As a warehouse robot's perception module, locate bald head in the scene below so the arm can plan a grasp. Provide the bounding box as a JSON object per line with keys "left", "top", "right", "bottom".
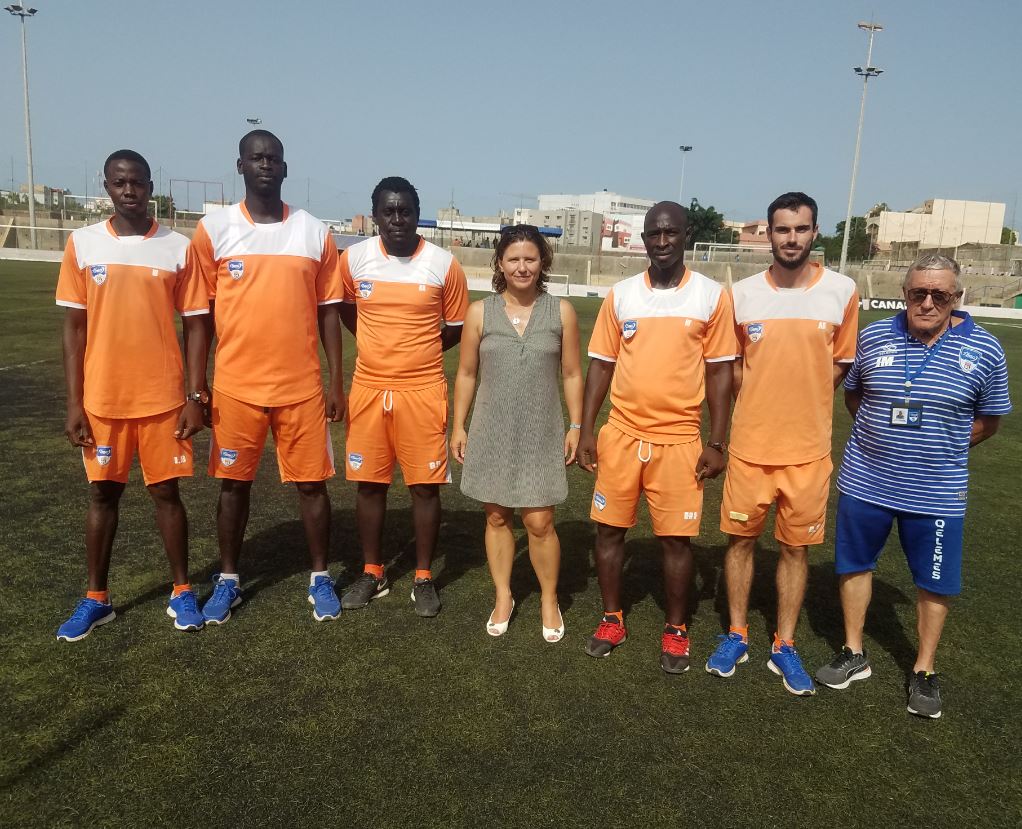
{"left": 239, "top": 129, "right": 283, "bottom": 159}
{"left": 645, "top": 201, "right": 688, "bottom": 233}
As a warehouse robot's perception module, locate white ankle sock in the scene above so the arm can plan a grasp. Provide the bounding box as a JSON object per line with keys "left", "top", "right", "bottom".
{"left": 310, "top": 570, "right": 329, "bottom": 585}
{"left": 220, "top": 572, "right": 240, "bottom": 586}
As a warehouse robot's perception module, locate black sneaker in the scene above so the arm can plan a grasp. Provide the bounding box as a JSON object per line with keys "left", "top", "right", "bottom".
{"left": 815, "top": 647, "right": 872, "bottom": 689}
{"left": 341, "top": 572, "right": 390, "bottom": 609}
{"left": 907, "top": 671, "right": 942, "bottom": 719}
{"left": 410, "top": 578, "right": 441, "bottom": 617}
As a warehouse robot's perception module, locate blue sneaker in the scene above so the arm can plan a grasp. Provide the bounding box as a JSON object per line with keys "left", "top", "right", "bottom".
{"left": 308, "top": 575, "right": 341, "bottom": 621}
{"left": 768, "top": 643, "right": 817, "bottom": 696}
{"left": 202, "top": 575, "right": 242, "bottom": 624}
{"left": 705, "top": 632, "right": 750, "bottom": 677}
{"left": 166, "top": 589, "right": 204, "bottom": 631}
{"left": 56, "top": 597, "right": 116, "bottom": 642}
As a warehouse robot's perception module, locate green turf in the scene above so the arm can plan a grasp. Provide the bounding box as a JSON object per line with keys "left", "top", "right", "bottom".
{"left": 2, "top": 260, "right": 1020, "bottom": 828}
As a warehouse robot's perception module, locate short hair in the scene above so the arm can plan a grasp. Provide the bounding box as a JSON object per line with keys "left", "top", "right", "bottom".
{"left": 767, "top": 192, "right": 818, "bottom": 227}
{"left": 104, "top": 149, "right": 151, "bottom": 180}
{"left": 372, "top": 176, "right": 420, "bottom": 215}
{"left": 238, "top": 129, "right": 283, "bottom": 158}
{"left": 491, "top": 225, "right": 553, "bottom": 294}
{"left": 904, "top": 253, "right": 963, "bottom": 293}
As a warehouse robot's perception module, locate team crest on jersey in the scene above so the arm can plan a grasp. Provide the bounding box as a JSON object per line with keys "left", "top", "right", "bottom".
{"left": 228, "top": 260, "right": 244, "bottom": 281}
{"left": 593, "top": 491, "right": 607, "bottom": 511}
{"left": 219, "top": 448, "right": 238, "bottom": 468}
{"left": 747, "top": 322, "right": 764, "bottom": 342}
{"left": 96, "top": 445, "right": 112, "bottom": 466}
{"left": 358, "top": 280, "right": 374, "bottom": 299}
{"left": 622, "top": 320, "right": 637, "bottom": 339}
{"left": 90, "top": 265, "right": 108, "bottom": 285}
{"left": 958, "top": 346, "right": 981, "bottom": 374}
{"left": 348, "top": 453, "right": 364, "bottom": 471}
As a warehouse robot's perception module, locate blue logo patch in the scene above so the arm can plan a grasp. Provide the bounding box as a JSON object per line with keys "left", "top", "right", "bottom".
{"left": 219, "top": 448, "right": 238, "bottom": 468}
{"left": 622, "top": 320, "right": 637, "bottom": 339}
{"left": 958, "top": 346, "right": 982, "bottom": 374}
{"left": 593, "top": 491, "right": 606, "bottom": 511}
{"left": 227, "top": 260, "right": 244, "bottom": 281}
{"left": 90, "top": 265, "right": 108, "bottom": 285}
{"left": 907, "top": 409, "right": 921, "bottom": 425}
{"left": 358, "top": 280, "right": 373, "bottom": 299}
{"left": 747, "top": 322, "right": 764, "bottom": 343}
{"left": 348, "top": 452, "right": 364, "bottom": 471}
{"left": 96, "top": 445, "right": 112, "bottom": 466}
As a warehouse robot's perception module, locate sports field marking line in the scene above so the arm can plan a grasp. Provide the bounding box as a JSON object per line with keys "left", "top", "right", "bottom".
{"left": 979, "top": 321, "right": 1022, "bottom": 329}
{"left": 0, "top": 359, "right": 49, "bottom": 371}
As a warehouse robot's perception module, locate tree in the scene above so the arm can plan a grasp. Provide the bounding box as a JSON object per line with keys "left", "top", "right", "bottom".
{"left": 152, "top": 194, "right": 174, "bottom": 218}
{"left": 1001, "top": 226, "right": 1018, "bottom": 245}
{"left": 817, "top": 217, "right": 872, "bottom": 263}
{"left": 685, "top": 198, "right": 729, "bottom": 249}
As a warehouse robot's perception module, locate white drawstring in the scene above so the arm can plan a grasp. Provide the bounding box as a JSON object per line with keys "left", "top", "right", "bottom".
{"left": 637, "top": 440, "right": 652, "bottom": 463}
{"left": 382, "top": 390, "right": 394, "bottom": 412}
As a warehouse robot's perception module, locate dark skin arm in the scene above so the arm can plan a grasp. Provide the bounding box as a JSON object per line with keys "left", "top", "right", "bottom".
{"left": 441, "top": 323, "right": 463, "bottom": 352}
{"left": 834, "top": 362, "right": 851, "bottom": 389}
{"left": 175, "top": 314, "right": 210, "bottom": 438}
{"left": 318, "top": 303, "right": 345, "bottom": 421}
{"left": 695, "top": 360, "right": 732, "bottom": 481}
{"left": 845, "top": 387, "right": 863, "bottom": 417}
{"left": 577, "top": 358, "right": 615, "bottom": 473}
{"left": 339, "top": 302, "right": 357, "bottom": 336}
{"left": 184, "top": 299, "right": 217, "bottom": 427}
{"left": 970, "top": 414, "right": 1000, "bottom": 447}
{"left": 62, "top": 308, "right": 92, "bottom": 447}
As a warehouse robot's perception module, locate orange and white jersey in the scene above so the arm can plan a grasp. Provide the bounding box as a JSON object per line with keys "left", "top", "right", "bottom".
{"left": 340, "top": 236, "right": 468, "bottom": 390}
{"left": 55, "top": 219, "right": 207, "bottom": 419}
{"left": 729, "top": 264, "right": 859, "bottom": 465}
{"left": 188, "top": 202, "right": 342, "bottom": 407}
{"left": 588, "top": 268, "right": 737, "bottom": 443}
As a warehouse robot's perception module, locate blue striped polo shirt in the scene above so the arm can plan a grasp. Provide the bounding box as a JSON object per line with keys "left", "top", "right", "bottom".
{"left": 837, "top": 311, "right": 1011, "bottom": 516}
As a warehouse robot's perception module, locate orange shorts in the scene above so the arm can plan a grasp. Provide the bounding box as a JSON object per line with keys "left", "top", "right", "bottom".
{"left": 720, "top": 454, "right": 833, "bottom": 546}
{"left": 344, "top": 380, "right": 450, "bottom": 486}
{"left": 590, "top": 424, "right": 704, "bottom": 537}
{"left": 83, "top": 407, "right": 192, "bottom": 486}
{"left": 208, "top": 390, "right": 335, "bottom": 483}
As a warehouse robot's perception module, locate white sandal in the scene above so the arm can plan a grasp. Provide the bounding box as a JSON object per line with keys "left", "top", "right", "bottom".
{"left": 486, "top": 598, "right": 514, "bottom": 637}
{"left": 542, "top": 606, "right": 565, "bottom": 643}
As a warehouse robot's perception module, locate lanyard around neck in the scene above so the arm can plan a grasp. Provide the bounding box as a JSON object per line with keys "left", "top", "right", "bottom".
{"left": 903, "top": 325, "right": 951, "bottom": 396}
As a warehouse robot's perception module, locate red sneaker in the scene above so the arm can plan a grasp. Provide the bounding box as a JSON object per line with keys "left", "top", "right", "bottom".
{"left": 585, "top": 614, "right": 627, "bottom": 657}
{"left": 661, "top": 626, "right": 691, "bottom": 674}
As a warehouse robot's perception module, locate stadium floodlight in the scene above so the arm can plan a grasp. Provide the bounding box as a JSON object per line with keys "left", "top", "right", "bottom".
{"left": 839, "top": 21, "right": 884, "bottom": 274}
{"left": 6, "top": 3, "right": 38, "bottom": 248}
{"left": 678, "top": 145, "right": 693, "bottom": 205}
{"left": 246, "top": 117, "right": 262, "bottom": 125}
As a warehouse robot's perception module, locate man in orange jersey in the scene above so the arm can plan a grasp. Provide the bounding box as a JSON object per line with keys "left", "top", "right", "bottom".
{"left": 188, "top": 130, "right": 345, "bottom": 624}
{"left": 56, "top": 149, "right": 209, "bottom": 641}
{"left": 336, "top": 177, "right": 468, "bottom": 617}
{"left": 577, "top": 201, "right": 737, "bottom": 673}
{"left": 706, "top": 192, "right": 859, "bottom": 695}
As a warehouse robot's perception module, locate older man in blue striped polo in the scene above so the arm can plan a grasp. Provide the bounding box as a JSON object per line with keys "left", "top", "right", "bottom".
{"left": 815, "top": 254, "right": 1011, "bottom": 718}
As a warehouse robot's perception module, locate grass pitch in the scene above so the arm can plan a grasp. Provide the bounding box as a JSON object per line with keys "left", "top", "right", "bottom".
{"left": 1, "top": 260, "right": 1020, "bottom": 828}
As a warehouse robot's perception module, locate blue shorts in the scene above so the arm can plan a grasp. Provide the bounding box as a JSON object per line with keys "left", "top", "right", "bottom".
{"left": 834, "top": 493, "right": 963, "bottom": 596}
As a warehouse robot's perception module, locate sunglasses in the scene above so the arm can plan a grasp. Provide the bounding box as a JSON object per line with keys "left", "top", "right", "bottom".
{"left": 905, "top": 288, "right": 961, "bottom": 308}
{"left": 500, "top": 224, "right": 540, "bottom": 235}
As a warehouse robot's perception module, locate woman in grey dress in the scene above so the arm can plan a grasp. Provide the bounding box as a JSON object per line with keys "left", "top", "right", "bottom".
{"left": 452, "top": 225, "right": 583, "bottom": 642}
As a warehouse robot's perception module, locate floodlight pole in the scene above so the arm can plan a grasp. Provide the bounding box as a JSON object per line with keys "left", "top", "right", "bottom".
{"left": 6, "top": 3, "right": 38, "bottom": 248}
{"left": 839, "top": 22, "right": 884, "bottom": 274}
{"left": 678, "top": 145, "right": 693, "bottom": 205}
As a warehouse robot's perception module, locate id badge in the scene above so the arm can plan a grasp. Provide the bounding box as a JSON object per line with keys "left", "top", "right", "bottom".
{"left": 890, "top": 402, "right": 923, "bottom": 427}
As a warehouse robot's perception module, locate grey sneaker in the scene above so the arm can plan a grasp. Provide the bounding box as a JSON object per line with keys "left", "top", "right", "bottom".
{"left": 410, "top": 578, "right": 441, "bottom": 617}
{"left": 816, "top": 647, "right": 872, "bottom": 689}
{"left": 907, "top": 671, "right": 942, "bottom": 719}
{"left": 341, "top": 572, "right": 390, "bottom": 609}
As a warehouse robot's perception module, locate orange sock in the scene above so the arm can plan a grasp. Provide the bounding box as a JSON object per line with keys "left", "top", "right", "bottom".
{"left": 729, "top": 625, "right": 749, "bottom": 643}
{"left": 172, "top": 583, "right": 192, "bottom": 597}
{"left": 773, "top": 632, "right": 794, "bottom": 652}
{"left": 666, "top": 623, "right": 687, "bottom": 635}
{"left": 603, "top": 609, "right": 624, "bottom": 625}
{"left": 415, "top": 569, "right": 432, "bottom": 581}
{"left": 364, "top": 564, "right": 385, "bottom": 579}
{"left": 86, "top": 589, "right": 110, "bottom": 603}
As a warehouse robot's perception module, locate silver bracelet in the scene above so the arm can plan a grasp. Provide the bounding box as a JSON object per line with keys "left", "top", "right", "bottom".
{"left": 569, "top": 423, "right": 582, "bottom": 430}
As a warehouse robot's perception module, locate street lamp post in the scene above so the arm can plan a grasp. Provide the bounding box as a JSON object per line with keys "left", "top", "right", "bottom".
{"left": 5, "top": 3, "right": 38, "bottom": 249}
{"left": 839, "top": 21, "right": 884, "bottom": 274}
{"left": 678, "top": 145, "right": 693, "bottom": 205}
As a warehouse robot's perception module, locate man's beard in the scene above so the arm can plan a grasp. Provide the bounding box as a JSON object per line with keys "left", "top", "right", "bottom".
{"left": 772, "top": 243, "right": 812, "bottom": 271}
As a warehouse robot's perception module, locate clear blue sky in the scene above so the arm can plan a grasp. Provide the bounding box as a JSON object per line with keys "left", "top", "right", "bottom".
{"left": 2, "top": 0, "right": 1019, "bottom": 232}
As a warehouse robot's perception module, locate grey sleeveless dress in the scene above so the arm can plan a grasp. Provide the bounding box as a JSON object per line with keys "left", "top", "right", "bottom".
{"left": 460, "top": 291, "right": 567, "bottom": 508}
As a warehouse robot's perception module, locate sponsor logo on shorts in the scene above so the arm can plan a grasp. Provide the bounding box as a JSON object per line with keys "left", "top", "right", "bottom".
{"left": 228, "top": 260, "right": 244, "bottom": 281}
{"left": 348, "top": 452, "right": 363, "bottom": 471}
{"left": 593, "top": 491, "right": 607, "bottom": 511}
{"left": 747, "top": 322, "right": 763, "bottom": 343}
{"left": 931, "top": 518, "right": 945, "bottom": 580}
{"left": 219, "top": 448, "right": 238, "bottom": 468}
{"left": 173, "top": 455, "right": 187, "bottom": 465}
{"left": 728, "top": 510, "right": 749, "bottom": 522}
{"left": 96, "top": 445, "right": 112, "bottom": 466}
{"left": 683, "top": 511, "right": 699, "bottom": 520}
{"left": 622, "top": 320, "right": 637, "bottom": 339}
{"left": 958, "top": 346, "right": 981, "bottom": 374}
{"left": 90, "top": 265, "right": 107, "bottom": 285}
{"left": 358, "top": 280, "right": 373, "bottom": 299}
{"left": 428, "top": 459, "right": 444, "bottom": 470}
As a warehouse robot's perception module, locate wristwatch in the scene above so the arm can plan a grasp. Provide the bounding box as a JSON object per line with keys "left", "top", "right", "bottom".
{"left": 186, "top": 390, "right": 210, "bottom": 405}
{"left": 705, "top": 441, "right": 726, "bottom": 453}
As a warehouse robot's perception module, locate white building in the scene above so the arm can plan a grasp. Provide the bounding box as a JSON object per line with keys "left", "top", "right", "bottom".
{"left": 513, "top": 207, "right": 602, "bottom": 250}
{"left": 538, "top": 191, "right": 654, "bottom": 216}
{"left": 868, "top": 199, "right": 1005, "bottom": 251}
